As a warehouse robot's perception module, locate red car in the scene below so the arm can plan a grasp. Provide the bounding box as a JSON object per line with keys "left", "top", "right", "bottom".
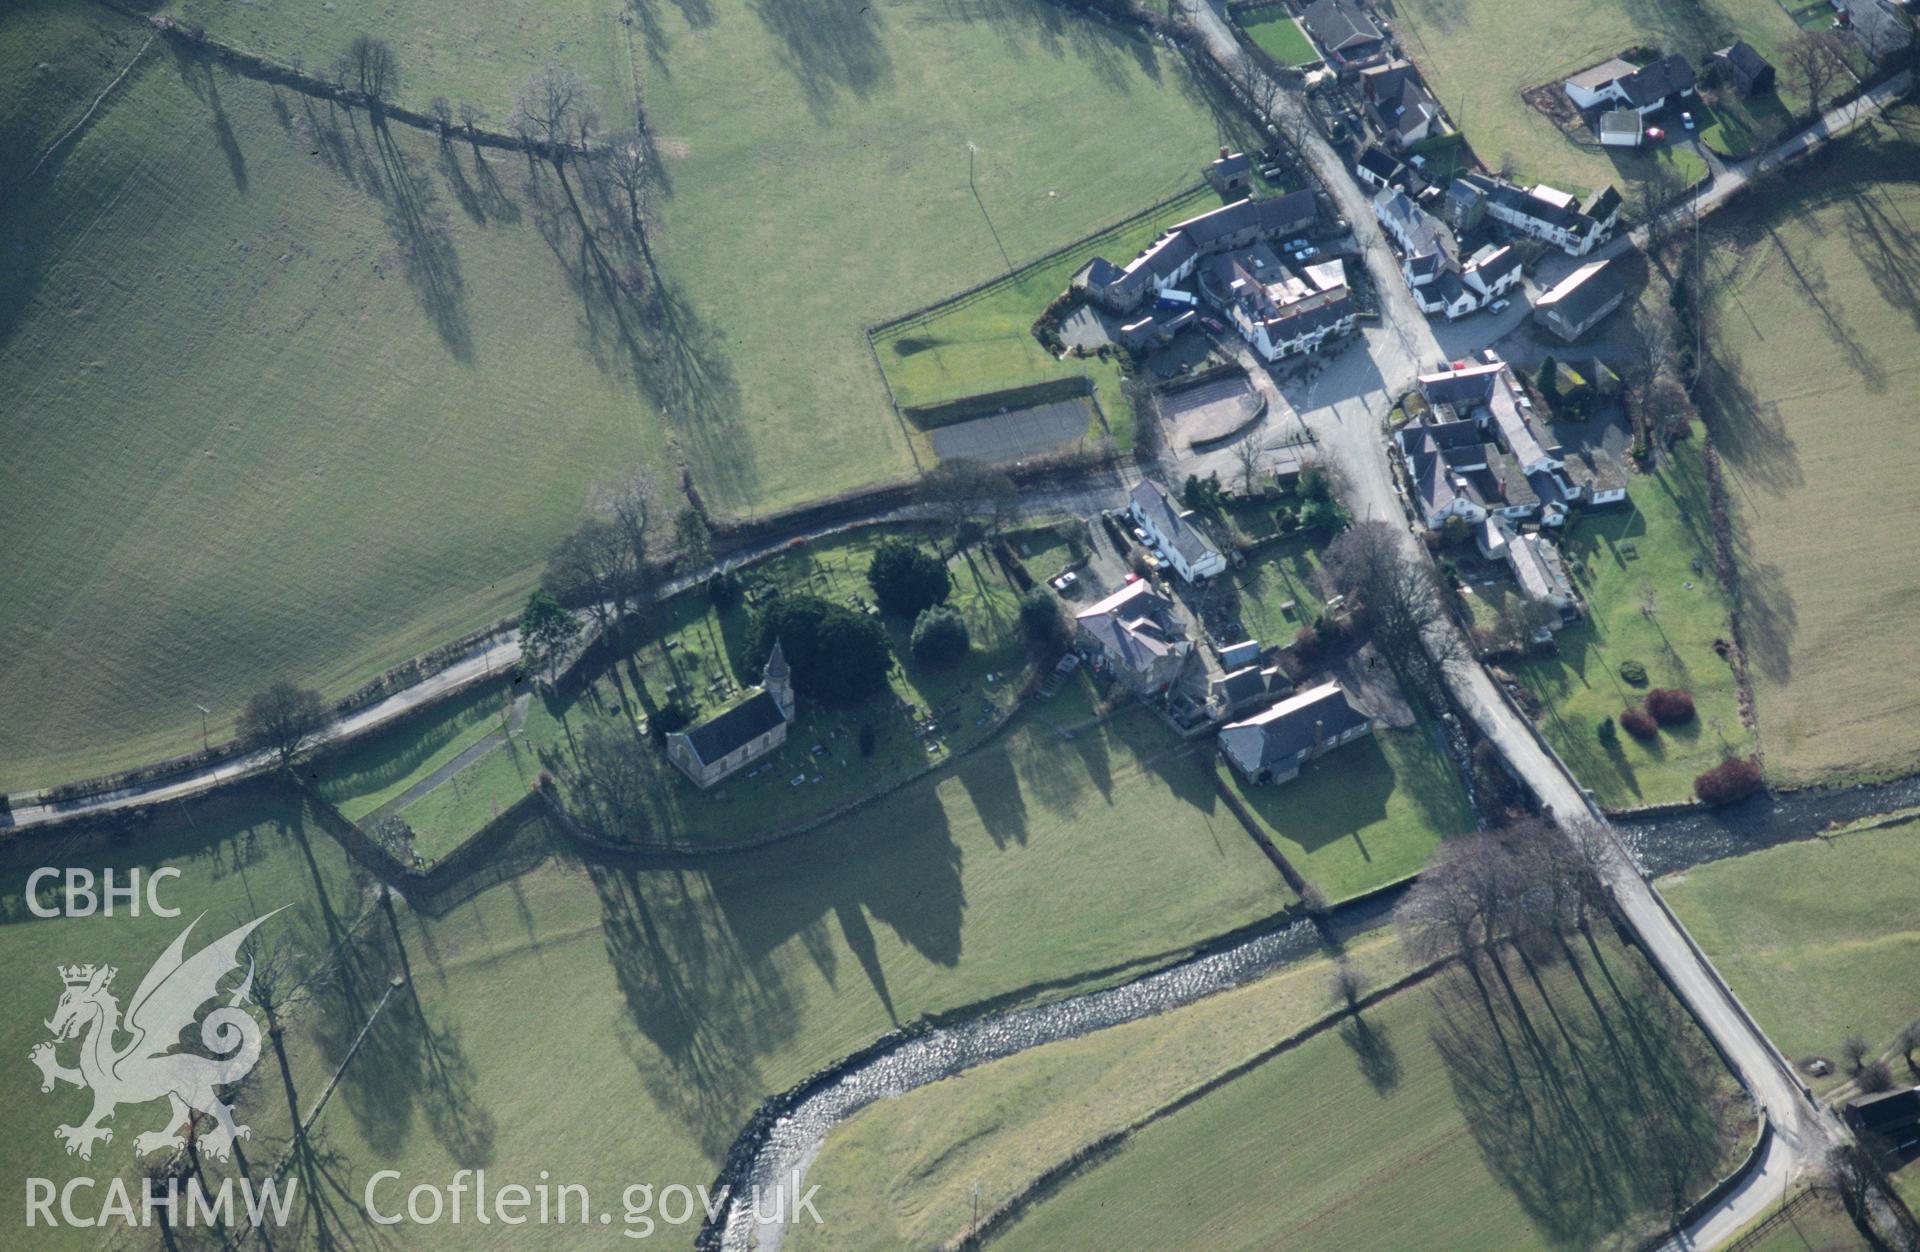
{"left": 1646, "top": 126, "right": 1666, "bottom": 142}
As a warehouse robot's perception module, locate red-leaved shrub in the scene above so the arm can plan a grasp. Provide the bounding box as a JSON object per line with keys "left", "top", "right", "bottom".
{"left": 1695, "top": 757, "right": 1764, "bottom": 805}
{"left": 1619, "top": 705, "right": 1659, "bottom": 740}
{"left": 1645, "top": 687, "right": 1696, "bottom": 725}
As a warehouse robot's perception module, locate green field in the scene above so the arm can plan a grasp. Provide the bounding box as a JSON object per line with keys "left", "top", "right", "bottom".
{"left": 1219, "top": 725, "right": 1475, "bottom": 901}
{"left": 0, "top": 55, "right": 676, "bottom": 791}
{"left": 790, "top": 931, "right": 1417, "bottom": 1250}
{"left": 256, "top": 714, "right": 1290, "bottom": 1247}
{"left": 1660, "top": 813, "right": 1920, "bottom": 1085}
{"left": 1701, "top": 107, "right": 1920, "bottom": 784}
{"left": 873, "top": 185, "right": 1222, "bottom": 446}
{"left": 1239, "top": 6, "right": 1320, "bottom": 67}
{"left": 0, "top": 785, "right": 380, "bottom": 1252}
{"left": 990, "top": 934, "right": 1752, "bottom": 1250}
{"left": 1389, "top": 0, "right": 1805, "bottom": 193}
{"left": 0, "top": 0, "right": 150, "bottom": 177}
{"left": 1505, "top": 446, "right": 1753, "bottom": 808}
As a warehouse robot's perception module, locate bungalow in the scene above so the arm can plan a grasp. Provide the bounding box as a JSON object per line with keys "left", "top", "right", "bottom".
{"left": 1506, "top": 529, "right": 1578, "bottom": 621}
{"left": 1598, "top": 109, "right": 1643, "bottom": 148}
{"left": 1300, "top": 0, "right": 1390, "bottom": 72}
{"left": 1713, "top": 41, "right": 1774, "bottom": 97}
{"left": 1074, "top": 580, "right": 1193, "bottom": 693}
{"left": 666, "top": 642, "right": 796, "bottom": 788}
{"left": 1564, "top": 53, "right": 1696, "bottom": 116}
{"left": 1219, "top": 682, "right": 1373, "bottom": 785}
{"left": 1075, "top": 190, "right": 1319, "bottom": 315}
{"left": 1130, "top": 478, "right": 1228, "bottom": 582}
{"left": 1533, "top": 258, "right": 1627, "bottom": 342}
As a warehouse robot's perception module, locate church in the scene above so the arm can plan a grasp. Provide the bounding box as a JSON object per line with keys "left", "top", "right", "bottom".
{"left": 665, "top": 641, "right": 796, "bottom": 788}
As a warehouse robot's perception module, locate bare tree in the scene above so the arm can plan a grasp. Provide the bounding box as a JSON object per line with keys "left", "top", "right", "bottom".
{"left": 457, "top": 101, "right": 486, "bottom": 136}
{"left": 237, "top": 683, "right": 333, "bottom": 771}
{"left": 1319, "top": 519, "right": 1463, "bottom": 696}
{"left": 243, "top": 934, "right": 333, "bottom": 1142}
{"left": 920, "top": 459, "right": 1017, "bottom": 552}
{"left": 603, "top": 133, "right": 652, "bottom": 233}
{"left": 1621, "top": 306, "right": 1679, "bottom": 450}
{"left": 544, "top": 517, "right": 642, "bottom": 635}
{"left": 1644, "top": 376, "right": 1693, "bottom": 453}
{"left": 1896, "top": 1019, "right": 1920, "bottom": 1073}
{"left": 513, "top": 64, "right": 595, "bottom": 161}
{"left": 1124, "top": 374, "right": 1164, "bottom": 462}
{"left": 1632, "top": 158, "right": 1688, "bottom": 251}
{"left": 601, "top": 471, "right": 661, "bottom": 619}
{"left": 1840, "top": 1032, "right": 1873, "bottom": 1072}
{"left": 346, "top": 34, "right": 398, "bottom": 103}
{"left": 428, "top": 96, "right": 453, "bottom": 136}
{"left": 1329, "top": 963, "right": 1370, "bottom": 1012}
{"left": 1233, "top": 435, "right": 1264, "bottom": 497}
{"left": 1782, "top": 31, "right": 1847, "bottom": 116}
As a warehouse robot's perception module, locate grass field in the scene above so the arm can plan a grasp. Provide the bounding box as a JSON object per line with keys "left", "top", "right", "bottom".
{"left": 0, "top": 56, "right": 678, "bottom": 791}
{"left": 788, "top": 932, "right": 1417, "bottom": 1250}
{"left": 0, "top": 784, "right": 381, "bottom": 1251}
{"left": 1699, "top": 107, "right": 1920, "bottom": 784}
{"left": 872, "top": 185, "right": 1222, "bottom": 449}
{"left": 641, "top": 0, "right": 1259, "bottom": 510}
{"left": 240, "top": 707, "right": 1291, "bottom": 1248}
{"left": 1731, "top": 1188, "right": 1874, "bottom": 1251}
{"left": 1388, "top": 0, "right": 1806, "bottom": 193}
{"left": 1238, "top": 6, "right": 1320, "bottom": 67}
{"left": 991, "top": 933, "right": 1751, "bottom": 1250}
{"left": 1659, "top": 813, "right": 1920, "bottom": 1086}
{"left": 0, "top": 0, "right": 151, "bottom": 178}
{"left": 1220, "top": 723, "right": 1476, "bottom": 901}
{"left": 1506, "top": 445, "right": 1753, "bottom": 808}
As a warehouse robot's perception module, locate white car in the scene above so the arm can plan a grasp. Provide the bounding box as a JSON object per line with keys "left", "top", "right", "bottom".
{"left": 1681, "top": 111, "right": 1696, "bottom": 130}
{"left": 1490, "top": 298, "right": 1510, "bottom": 313}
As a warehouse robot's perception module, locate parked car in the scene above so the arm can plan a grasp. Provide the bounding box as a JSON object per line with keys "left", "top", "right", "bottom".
{"left": 1295, "top": 245, "right": 1319, "bottom": 259}
{"left": 1130, "top": 526, "right": 1150, "bottom": 545}
{"left": 1681, "top": 111, "right": 1696, "bottom": 130}
{"left": 1490, "top": 298, "right": 1510, "bottom": 313}
{"left": 1201, "top": 317, "right": 1225, "bottom": 333}
{"left": 1646, "top": 125, "right": 1666, "bottom": 141}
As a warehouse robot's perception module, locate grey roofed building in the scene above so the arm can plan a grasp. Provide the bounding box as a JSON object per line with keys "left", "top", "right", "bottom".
{"left": 1219, "top": 682, "right": 1373, "bottom": 784}
{"left": 1563, "top": 56, "right": 1639, "bottom": 98}
{"left": 1210, "top": 664, "right": 1288, "bottom": 718}
{"left": 1130, "top": 478, "right": 1227, "bottom": 581}
{"left": 1598, "top": 109, "right": 1642, "bottom": 146}
{"left": 1366, "top": 72, "right": 1446, "bottom": 147}
{"left": 1616, "top": 53, "right": 1696, "bottom": 110}
{"left": 1209, "top": 148, "right": 1253, "bottom": 194}
{"left": 678, "top": 690, "right": 787, "bottom": 767}
{"left": 1714, "top": 40, "right": 1774, "bottom": 96}
{"left": 1301, "top": 0, "right": 1388, "bottom": 65}
{"left": 1075, "top": 190, "right": 1318, "bottom": 314}
{"left": 1219, "top": 639, "right": 1263, "bottom": 670}
{"left": 1844, "top": 1087, "right": 1920, "bottom": 1152}
{"left": 1074, "top": 580, "right": 1192, "bottom": 692}
{"left": 1581, "top": 185, "right": 1623, "bottom": 227}
{"left": 1533, "top": 258, "right": 1627, "bottom": 341}
{"left": 1356, "top": 145, "right": 1402, "bottom": 189}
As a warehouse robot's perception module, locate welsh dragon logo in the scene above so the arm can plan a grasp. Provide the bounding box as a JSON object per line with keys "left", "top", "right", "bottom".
{"left": 29, "top": 911, "right": 280, "bottom": 1162}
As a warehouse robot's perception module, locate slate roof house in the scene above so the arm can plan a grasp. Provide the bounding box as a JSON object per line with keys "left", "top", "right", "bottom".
{"left": 1451, "top": 174, "right": 1621, "bottom": 256}
{"left": 1211, "top": 247, "right": 1359, "bottom": 361}
{"left": 1300, "top": 0, "right": 1390, "bottom": 71}
{"left": 1713, "top": 41, "right": 1774, "bottom": 97}
{"left": 1360, "top": 61, "right": 1448, "bottom": 148}
{"left": 1355, "top": 144, "right": 1403, "bottom": 191}
{"left": 1563, "top": 53, "right": 1696, "bottom": 116}
{"left": 1074, "top": 191, "right": 1318, "bottom": 315}
{"left": 1403, "top": 360, "right": 1628, "bottom": 529}
{"left": 1843, "top": 1087, "right": 1920, "bottom": 1154}
{"left": 666, "top": 642, "right": 796, "bottom": 788}
{"left": 1219, "top": 682, "right": 1372, "bottom": 784}
{"left": 1372, "top": 187, "right": 1522, "bottom": 319}
{"left": 1209, "top": 663, "right": 1290, "bottom": 719}
{"left": 1074, "top": 580, "right": 1193, "bottom": 693}
{"left": 1130, "top": 478, "right": 1228, "bottom": 581}
{"left": 1208, "top": 147, "right": 1253, "bottom": 196}
{"left": 1533, "top": 258, "right": 1627, "bottom": 341}
{"left": 1840, "top": 0, "right": 1915, "bottom": 61}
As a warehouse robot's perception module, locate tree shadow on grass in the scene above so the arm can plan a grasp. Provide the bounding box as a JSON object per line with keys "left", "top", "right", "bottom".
{"left": 747, "top": 0, "right": 893, "bottom": 118}
{"left": 170, "top": 48, "right": 248, "bottom": 193}
{"left": 1339, "top": 1013, "right": 1401, "bottom": 1093}
{"left": 1428, "top": 941, "right": 1732, "bottom": 1247}
{"left": 369, "top": 117, "right": 473, "bottom": 362}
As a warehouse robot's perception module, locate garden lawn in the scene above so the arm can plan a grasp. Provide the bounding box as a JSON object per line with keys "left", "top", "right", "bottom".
{"left": 267, "top": 703, "right": 1293, "bottom": 1249}
{"left": 873, "top": 185, "right": 1221, "bottom": 450}
{"left": 1659, "top": 813, "right": 1920, "bottom": 1090}
{"left": 995, "top": 933, "right": 1753, "bottom": 1251}
{"left": 0, "top": 55, "right": 677, "bottom": 791}
{"left": 311, "top": 678, "right": 516, "bottom": 821}
{"left": 1508, "top": 444, "right": 1750, "bottom": 808}
{"left": 1389, "top": 0, "right": 1805, "bottom": 193}
{"left": 1211, "top": 529, "right": 1326, "bottom": 643}
{"left": 788, "top": 932, "right": 1415, "bottom": 1251}
{"left": 1218, "top": 723, "right": 1474, "bottom": 902}
{"left": 1239, "top": 6, "right": 1319, "bottom": 67}
{"left": 644, "top": 0, "right": 1262, "bottom": 510}
{"left": 1700, "top": 107, "right": 1920, "bottom": 784}
{"left": 0, "top": 785, "right": 380, "bottom": 1252}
